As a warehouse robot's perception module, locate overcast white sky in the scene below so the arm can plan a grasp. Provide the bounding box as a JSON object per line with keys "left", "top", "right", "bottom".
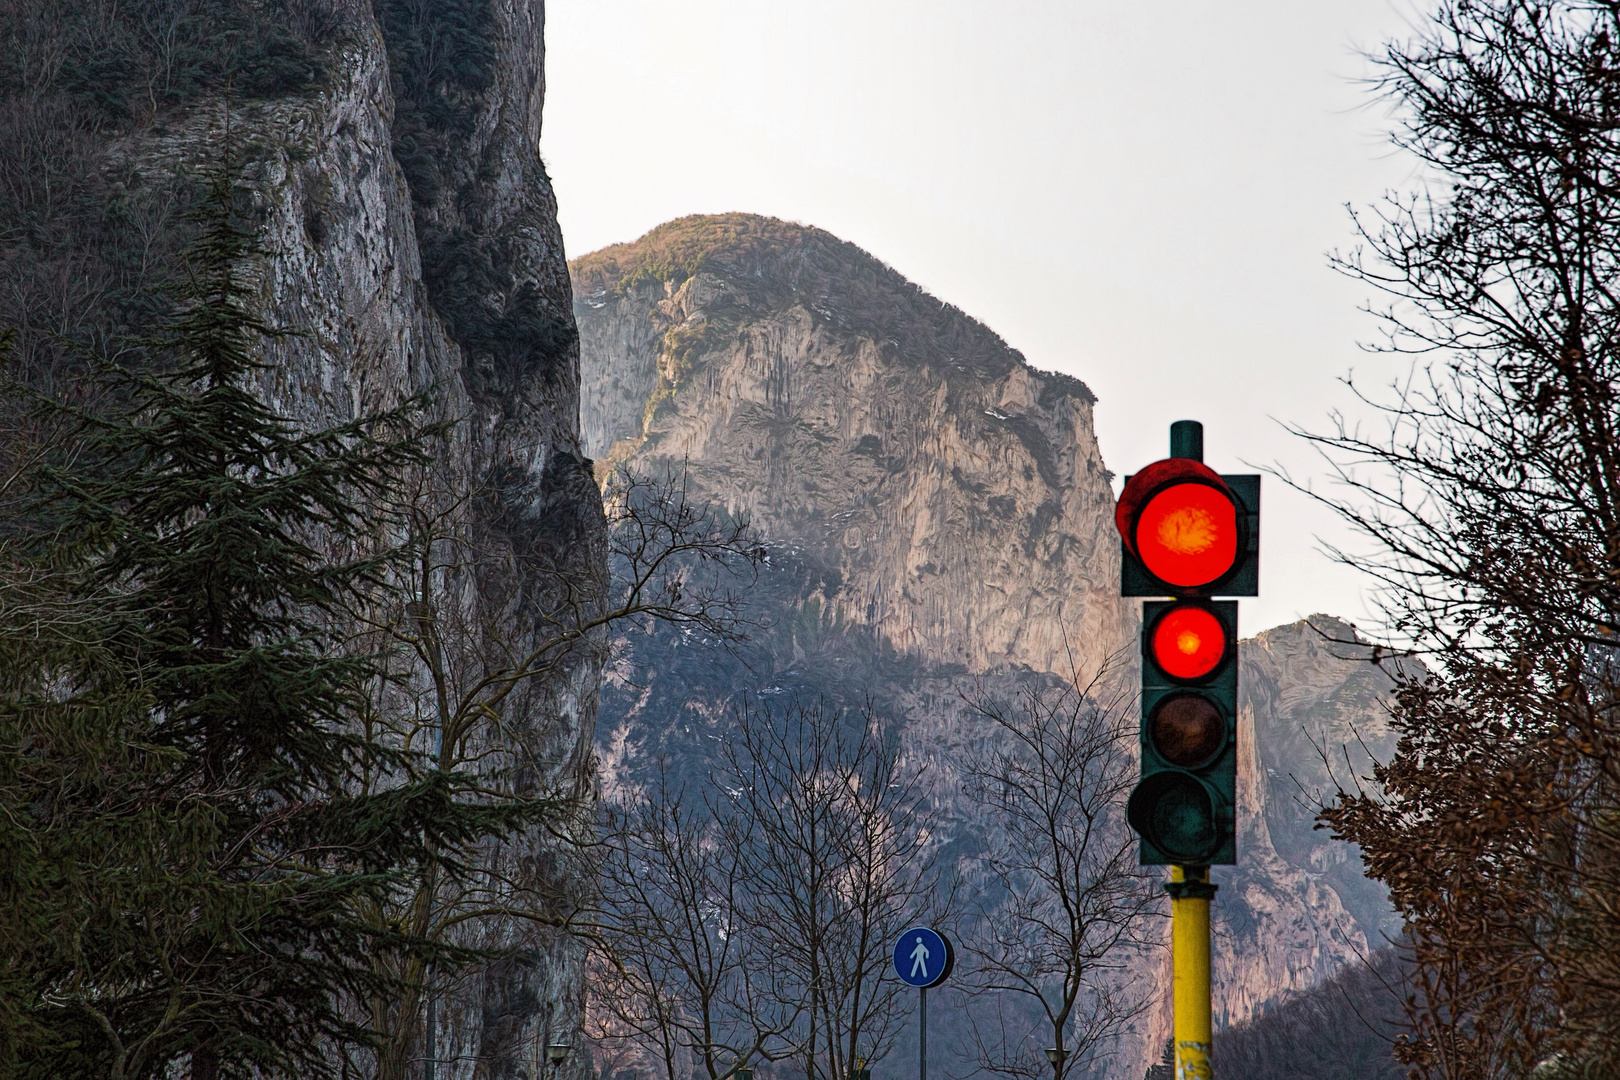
{"left": 542, "top": 1, "right": 1426, "bottom": 635}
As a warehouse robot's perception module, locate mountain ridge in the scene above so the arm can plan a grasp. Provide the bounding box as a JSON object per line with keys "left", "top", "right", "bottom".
{"left": 571, "top": 214, "right": 1405, "bottom": 1079}
{"left": 572, "top": 212, "right": 1095, "bottom": 401}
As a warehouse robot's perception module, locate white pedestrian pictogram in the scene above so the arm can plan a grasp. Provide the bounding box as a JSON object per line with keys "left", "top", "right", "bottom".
{"left": 909, "top": 936, "right": 930, "bottom": 979}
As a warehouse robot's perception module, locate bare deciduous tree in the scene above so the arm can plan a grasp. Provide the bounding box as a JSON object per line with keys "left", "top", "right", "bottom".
{"left": 720, "top": 700, "right": 944, "bottom": 1080}
{"left": 1291, "top": 2, "right": 1620, "bottom": 1075}
{"left": 349, "top": 461, "right": 759, "bottom": 1080}
{"left": 957, "top": 667, "right": 1157, "bottom": 1080}
{"left": 591, "top": 761, "right": 799, "bottom": 1080}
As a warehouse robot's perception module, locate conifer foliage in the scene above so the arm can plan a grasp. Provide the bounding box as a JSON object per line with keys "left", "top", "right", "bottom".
{"left": 0, "top": 160, "right": 527, "bottom": 1079}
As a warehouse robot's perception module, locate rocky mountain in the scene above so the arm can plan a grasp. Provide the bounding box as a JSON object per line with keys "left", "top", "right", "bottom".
{"left": 573, "top": 214, "right": 1132, "bottom": 679}
{"left": 1, "top": 1, "right": 600, "bottom": 1076}
{"left": 571, "top": 216, "right": 1406, "bottom": 1078}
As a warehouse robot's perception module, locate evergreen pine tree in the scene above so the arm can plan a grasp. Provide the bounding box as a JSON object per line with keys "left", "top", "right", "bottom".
{"left": 1, "top": 156, "right": 546, "bottom": 1079}
{"left": 0, "top": 542, "right": 205, "bottom": 1080}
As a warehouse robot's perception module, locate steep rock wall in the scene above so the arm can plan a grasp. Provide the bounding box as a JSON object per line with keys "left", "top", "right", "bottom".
{"left": 1205, "top": 618, "right": 1402, "bottom": 1030}
{"left": 81, "top": 2, "right": 600, "bottom": 1076}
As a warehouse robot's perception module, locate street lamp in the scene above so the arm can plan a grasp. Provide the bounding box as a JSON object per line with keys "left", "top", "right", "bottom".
{"left": 1044, "top": 1048, "right": 1067, "bottom": 1080}
{"left": 547, "top": 1044, "right": 570, "bottom": 1076}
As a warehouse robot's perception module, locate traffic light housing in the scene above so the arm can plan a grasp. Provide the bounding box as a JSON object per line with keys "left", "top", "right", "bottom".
{"left": 1128, "top": 599, "right": 1238, "bottom": 865}
{"left": 1118, "top": 421, "right": 1257, "bottom": 867}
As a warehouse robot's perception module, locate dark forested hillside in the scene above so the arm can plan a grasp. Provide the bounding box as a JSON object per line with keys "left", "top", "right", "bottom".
{"left": 1212, "top": 949, "right": 1406, "bottom": 1080}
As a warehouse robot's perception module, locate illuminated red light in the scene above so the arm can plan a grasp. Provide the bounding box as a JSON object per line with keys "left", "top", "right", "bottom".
{"left": 1150, "top": 604, "right": 1227, "bottom": 681}
{"left": 1134, "top": 481, "right": 1238, "bottom": 589}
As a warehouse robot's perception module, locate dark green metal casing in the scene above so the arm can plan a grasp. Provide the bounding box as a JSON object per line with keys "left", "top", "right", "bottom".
{"left": 1131, "top": 600, "right": 1239, "bottom": 866}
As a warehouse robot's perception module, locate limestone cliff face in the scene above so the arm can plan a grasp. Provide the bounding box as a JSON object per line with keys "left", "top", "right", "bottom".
{"left": 95, "top": 2, "right": 602, "bottom": 1076}
{"left": 572, "top": 214, "right": 1134, "bottom": 679}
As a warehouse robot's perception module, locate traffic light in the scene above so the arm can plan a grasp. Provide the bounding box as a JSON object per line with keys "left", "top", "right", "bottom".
{"left": 1117, "top": 421, "right": 1258, "bottom": 867}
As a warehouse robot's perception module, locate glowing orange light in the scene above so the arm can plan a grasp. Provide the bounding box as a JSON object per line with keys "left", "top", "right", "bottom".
{"left": 1134, "top": 482, "right": 1239, "bottom": 589}
{"left": 1150, "top": 604, "right": 1227, "bottom": 681}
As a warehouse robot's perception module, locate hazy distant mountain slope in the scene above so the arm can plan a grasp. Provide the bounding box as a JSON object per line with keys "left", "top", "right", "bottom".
{"left": 1241, "top": 618, "right": 1408, "bottom": 952}
{"left": 1197, "top": 616, "right": 1407, "bottom": 1037}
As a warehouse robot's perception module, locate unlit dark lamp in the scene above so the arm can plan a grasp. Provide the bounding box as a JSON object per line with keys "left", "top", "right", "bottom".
{"left": 1149, "top": 694, "right": 1225, "bottom": 769}
{"left": 1127, "top": 770, "right": 1221, "bottom": 864}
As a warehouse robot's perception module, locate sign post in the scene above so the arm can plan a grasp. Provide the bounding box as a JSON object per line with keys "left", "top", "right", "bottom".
{"left": 893, "top": 927, "right": 953, "bottom": 1080}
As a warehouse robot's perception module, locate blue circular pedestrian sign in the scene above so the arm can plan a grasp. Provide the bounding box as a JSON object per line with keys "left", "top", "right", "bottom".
{"left": 893, "top": 926, "right": 953, "bottom": 988}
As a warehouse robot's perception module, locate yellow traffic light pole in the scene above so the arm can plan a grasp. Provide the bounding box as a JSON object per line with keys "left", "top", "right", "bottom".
{"left": 1168, "top": 866, "right": 1217, "bottom": 1080}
